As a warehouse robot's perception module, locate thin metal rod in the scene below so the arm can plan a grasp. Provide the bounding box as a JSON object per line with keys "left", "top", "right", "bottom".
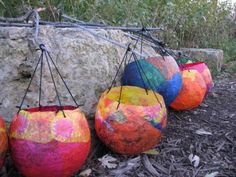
{"left": 0, "top": 22, "right": 33, "bottom": 27}
{"left": 0, "top": 20, "right": 163, "bottom": 31}
{"left": 0, "top": 10, "right": 36, "bottom": 22}
{"left": 0, "top": 22, "right": 145, "bottom": 57}
{"left": 71, "top": 23, "right": 145, "bottom": 58}
{"left": 62, "top": 14, "right": 163, "bottom": 31}
{"left": 125, "top": 32, "right": 178, "bottom": 60}
{"left": 124, "top": 33, "right": 155, "bottom": 48}
{"left": 132, "top": 53, "right": 162, "bottom": 107}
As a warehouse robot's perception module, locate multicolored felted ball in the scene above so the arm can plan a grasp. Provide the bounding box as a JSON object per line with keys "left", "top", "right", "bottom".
{"left": 95, "top": 86, "right": 167, "bottom": 155}
{"left": 179, "top": 62, "right": 213, "bottom": 92}
{"left": 122, "top": 57, "right": 182, "bottom": 106}
{"left": 146, "top": 56, "right": 182, "bottom": 105}
{"left": 170, "top": 70, "right": 207, "bottom": 110}
{"left": 10, "top": 106, "right": 90, "bottom": 177}
{"left": 0, "top": 116, "right": 8, "bottom": 169}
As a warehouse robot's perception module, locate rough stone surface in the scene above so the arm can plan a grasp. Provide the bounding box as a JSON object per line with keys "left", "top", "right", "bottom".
{"left": 0, "top": 26, "right": 158, "bottom": 122}
{"left": 180, "top": 48, "right": 224, "bottom": 73}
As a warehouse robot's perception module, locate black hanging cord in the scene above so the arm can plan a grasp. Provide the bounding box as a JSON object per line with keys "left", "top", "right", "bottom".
{"left": 107, "top": 44, "right": 131, "bottom": 93}
{"left": 132, "top": 53, "right": 162, "bottom": 107}
{"left": 44, "top": 50, "right": 66, "bottom": 117}
{"left": 38, "top": 45, "right": 44, "bottom": 108}
{"left": 127, "top": 29, "right": 149, "bottom": 95}
{"left": 116, "top": 80, "right": 124, "bottom": 109}
{"left": 140, "top": 35, "right": 143, "bottom": 55}
{"left": 46, "top": 51, "right": 81, "bottom": 107}
{"left": 125, "top": 35, "right": 141, "bottom": 65}
{"left": 132, "top": 55, "right": 149, "bottom": 95}
{"left": 106, "top": 44, "right": 132, "bottom": 109}
{"left": 125, "top": 27, "right": 145, "bottom": 65}
{"left": 17, "top": 43, "right": 81, "bottom": 115}
{"left": 17, "top": 51, "right": 43, "bottom": 112}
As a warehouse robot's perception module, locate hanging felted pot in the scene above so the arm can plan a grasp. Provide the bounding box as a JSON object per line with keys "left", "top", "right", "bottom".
{"left": 146, "top": 56, "right": 182, "bottom": 106}
{"left": 95, "top": 86, "right": 167, "bottom": 155}
{"left": 179, "top": 62, "right": 213, "bottom": 93}
{"left": 0, "top": 116, "right": 8, "bottom": 169}
{"left": 122, "top": 58, "right": 182, "bottom": 106}
{"left": 170, "top": 70, "right": 207, "bottom": 110}
{"left": 9, "top": 42, "right": 91, "bottom": 177}
{"left": 10, "top": 106, "right": 90, "bottom": 177}
{"left": 122, "top": 59, "right": 164, "bottom": 94}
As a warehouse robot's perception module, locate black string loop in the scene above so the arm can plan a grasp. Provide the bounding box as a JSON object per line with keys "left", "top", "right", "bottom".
{"left": 17, "top": 44, "right": 81, "bottom": 116}
{"left": 44, "top": 51, "right": 66, "bottom": 117}
{"left": 17, "top": 50, "right": 43, "bottom": 113}
{"left": 107, "top": 43, "right": 131, "bottom": 94}
{"left": 46, "top": 51, "right": 82, "bottom": 107}
{"left": 131, "top": 53, "right": 163, "bottom": 107}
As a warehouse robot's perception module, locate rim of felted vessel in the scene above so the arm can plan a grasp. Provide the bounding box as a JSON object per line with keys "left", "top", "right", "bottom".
{"left": 105, "top": 86, "right": 164, "bottom": 107}
{"left": 22, "top": 105, "right": 77, "bottom": 113}
{"left": 179, "top": 61, "right": 205, "bottom": 68}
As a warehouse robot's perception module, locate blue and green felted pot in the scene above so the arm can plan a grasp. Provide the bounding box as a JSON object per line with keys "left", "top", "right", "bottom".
{"left": 122, "top": 57, "right": 182, "bottom": 106}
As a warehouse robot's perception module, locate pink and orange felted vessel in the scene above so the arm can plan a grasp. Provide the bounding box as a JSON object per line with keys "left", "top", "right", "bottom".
{"left": 0, "top": 116, "right": 8, "bottom": 169}
{"left": 10, "top": 106, "right": 90, "bottom": 177}
{"left": 179, "top": 62, "right": 213, "bottom": 92}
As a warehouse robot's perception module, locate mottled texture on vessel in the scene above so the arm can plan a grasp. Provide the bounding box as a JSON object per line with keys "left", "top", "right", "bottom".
{"left": 95, "top": 86, "right": 167, "bottom": 155}
{"left": 10, "top": 106, "right": 91, "bottom": 177}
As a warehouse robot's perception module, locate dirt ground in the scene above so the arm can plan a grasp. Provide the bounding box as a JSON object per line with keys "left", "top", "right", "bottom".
{"left": 84, "top": 72, "right": 236, "bottom": 177}
{"left": 1, "top": 72, "right": 236, "bottom": 177}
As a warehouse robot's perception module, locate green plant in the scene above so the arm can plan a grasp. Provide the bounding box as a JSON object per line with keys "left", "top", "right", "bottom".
{"left": 0, "top": 0, "right": 235, "bottom": 64}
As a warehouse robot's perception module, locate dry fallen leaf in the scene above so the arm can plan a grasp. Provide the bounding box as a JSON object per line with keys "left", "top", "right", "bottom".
{"left": 143, "top": 149, "right": 160, "bottom": 155}
{"left": 79, "top": 169, "right": 92, "bottom": 177}
{"left": 98, "top": 154, "right": 118, "bottom": 169}
{"left": 196, "top": 129, "right": 212, "bottom": 135}
{"left": 188, "top": 153, "right": 200, "bottom": 168}
{"left": 204, "top": 171, "right": 219, "bottom": 177}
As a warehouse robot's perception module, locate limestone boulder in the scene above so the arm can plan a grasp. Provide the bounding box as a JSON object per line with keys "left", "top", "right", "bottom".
{"left": 180, "top": 48, "right": 224, "bottom": 73}
{"left": 0, "top": 26, "right": 157, "bottom": 122}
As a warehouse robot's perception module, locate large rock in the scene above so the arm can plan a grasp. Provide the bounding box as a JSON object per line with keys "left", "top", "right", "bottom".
{"left": 180, "top": 48, "right": 224, "bottom": 73}
{"left": 0, "top": 26, "right": 158, "bottom": 122}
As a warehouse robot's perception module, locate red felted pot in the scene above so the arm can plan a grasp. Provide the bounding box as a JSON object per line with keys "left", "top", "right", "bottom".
{"left": 179, "top": 62, "right": 213, "bottom": 93}
{"left": 10, "top": 106, "right": 90, "bottom": 177}
{"left": 0, "top": 116, "right": 8, "bottom": 169}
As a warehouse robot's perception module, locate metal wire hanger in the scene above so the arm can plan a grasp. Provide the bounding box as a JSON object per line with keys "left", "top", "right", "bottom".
{"left": 16, "top": 11, "right": 81, "bottom": 117}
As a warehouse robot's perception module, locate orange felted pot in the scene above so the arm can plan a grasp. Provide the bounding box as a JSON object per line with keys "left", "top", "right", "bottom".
{"left": 170, "top": 70, "right": 207, "bottom": 110}
{"left": 179, "top": 62, "right": 213, "bottom": 93}
{"left": 95, "top": 86, "right": 167, "bottom": 155}
{"left": 10, "top": 106, "right": 90, "bottom": 177}
{"left": 0, "top": 116, "right": 8, "bottom": 169}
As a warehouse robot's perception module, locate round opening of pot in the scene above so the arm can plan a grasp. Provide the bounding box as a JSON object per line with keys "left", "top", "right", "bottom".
{"left": 23, "top": 105, "right": 77, "bottom": 113}
{"left": 105, "top": 86, "right": 164, "bottom": 107}
{"left": 179, "top": 61, "right": 205, "bottom": 69}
